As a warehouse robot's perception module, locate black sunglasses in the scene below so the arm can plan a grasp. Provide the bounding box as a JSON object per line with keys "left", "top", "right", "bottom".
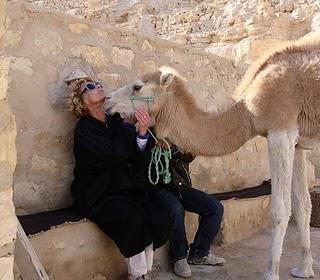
{"left": 80, "top": 82, "right": 102, "bottom": 96}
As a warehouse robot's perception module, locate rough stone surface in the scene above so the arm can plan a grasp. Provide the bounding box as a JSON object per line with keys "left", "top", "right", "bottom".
{"left": 29, "top": 221, "right": 128, "bottom": 280}
{"left": 4, "top": 0, "right": 318, "bottom": 223}
{"left": 68, "top": 23, "right": 90, "bottom": 34}
{"left": 10, "top": 56, "right": 33, "bottom": 76}
{"left": 0, "top": 104, "right": 16, "bottom": 279}
{"left": 0, "top": 256, "right": 14, "bottom": 280}
{"left": 34, "top": 30, "right": 63, "bottom": 56}
{"left": 220, "top": 196, "right": 271, "bottom": 244}
{"left": 2, "top": 1, "right": 319, "bottom": 279}
{"left": 97, "top": 71, "right": 121, "bottom": 90}
{"left": 28, "top": 1, "right": 320, "bottom": 53}
{"left": 0, "top": 162, "right": 16, "bottom": 248}
{"left": 184, "top": 195, "right": 271, "bottom": 245}
{"left": 71, "top": 45, "right": 109, "bottom": 67}
{"left": 153, "top": 224, "right": 320, "bottom": 280}
{"left": 4, "top": 2, "right": 277, "bottom": 214}
{"left": 0, "top": 102, "right": 17, "bottom": 171}
{"left": 0, "top": 2, "right": 17, "bottom": 274}
{"left": 0, "top": 57, "right": 10, "bottom": 100}
{"left": 111, "top": 46, "right": 135, "bottom": 70}
{"left": 27, "top": 219, "right": 320, "bottom": 280}
{"left": 138, "top": 60, "right": 156, "bottom": 75}
{"left": 0, "top": 0, "right": 5, "bottom": 39}
{"left": 26, "top": 196, "right": 271, "bottom": 279}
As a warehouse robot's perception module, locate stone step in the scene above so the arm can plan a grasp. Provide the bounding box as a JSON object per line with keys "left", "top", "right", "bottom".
{"left": 17, "top": 184, "right": 272, "bottom": 280}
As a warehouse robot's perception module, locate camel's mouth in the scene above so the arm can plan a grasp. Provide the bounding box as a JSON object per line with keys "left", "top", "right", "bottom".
{"left": 104, "top": 102, "right": 115, "bottom": 113}
{"left": 105, "top": 101, "right": 135, "bottom": 118}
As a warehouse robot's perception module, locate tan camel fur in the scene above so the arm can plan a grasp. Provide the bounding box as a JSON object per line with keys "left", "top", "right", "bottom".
{"left": 106, "top": 34, "right": 320, "bottom": 280}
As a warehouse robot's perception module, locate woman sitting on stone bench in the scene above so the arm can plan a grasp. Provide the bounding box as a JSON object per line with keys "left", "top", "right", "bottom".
{"left": 67, "top": 78, "right": 170, "bottom": 280}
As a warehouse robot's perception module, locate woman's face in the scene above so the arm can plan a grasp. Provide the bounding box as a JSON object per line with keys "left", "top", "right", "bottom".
{"left": 80, "top": 81, "right": 105, "bottom": 106}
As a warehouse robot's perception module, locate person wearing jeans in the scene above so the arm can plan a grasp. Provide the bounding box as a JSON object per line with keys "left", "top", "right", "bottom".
{"left": 148, "top": 144, "right": 225, "bottom": 278}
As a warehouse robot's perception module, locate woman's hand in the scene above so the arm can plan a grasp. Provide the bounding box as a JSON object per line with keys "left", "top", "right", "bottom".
{"left": 135, "top": 107, "right": 151, "bottom": 136}
{"left": 123, "top": 114, "right": 137, "bottom": 125}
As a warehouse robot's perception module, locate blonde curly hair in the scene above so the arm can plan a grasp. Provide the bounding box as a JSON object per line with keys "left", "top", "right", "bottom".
{"left": 67, "top": 78, "right": 92, "bottom": 117}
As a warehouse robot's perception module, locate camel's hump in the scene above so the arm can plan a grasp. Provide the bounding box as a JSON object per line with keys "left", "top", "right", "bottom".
{"left": 235, "top": 32, "right": 320, "bottom": 99}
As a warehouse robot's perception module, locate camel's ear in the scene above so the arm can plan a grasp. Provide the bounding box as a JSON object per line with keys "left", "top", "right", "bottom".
{"left": 160, "top": 72, "right": 174, "bottom": 89}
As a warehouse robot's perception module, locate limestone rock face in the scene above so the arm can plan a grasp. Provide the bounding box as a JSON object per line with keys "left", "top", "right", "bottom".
{"left": 0, "top": 5, "right": 17, "bottom": 275}
{"left": 5, "top": 1, "right": 319, "bottom": 214}
{"left": 0, "top": 102, "right": 17, "bottom": 173}
{"left": 29, "top": 222, "right": 127, "bottom": 280}
{"left": 0, "top": 162, "right": 16, "bottom": 248}
{"left": 0, "top": 256, "right": 14, "bottom": 280}
{"left": 6, "top": 2, "right": 270, "bottom": 214}
{"left": 111, "top": 46, "right": 135, "bottom": 70}
{"left": 28, "top": 0, "right": 320, "bottom": 52}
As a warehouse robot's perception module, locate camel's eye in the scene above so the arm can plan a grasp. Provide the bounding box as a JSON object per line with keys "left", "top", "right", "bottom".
{"left": 133, "top": 84, "right": 142, "bottom": 91}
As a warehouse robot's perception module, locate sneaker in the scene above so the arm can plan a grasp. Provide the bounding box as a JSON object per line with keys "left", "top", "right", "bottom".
{"left": 174, "top": 258, "right": 192, "bottom": 278}
{"left": 188, "top": 253, "right": 226, "bottom": 266}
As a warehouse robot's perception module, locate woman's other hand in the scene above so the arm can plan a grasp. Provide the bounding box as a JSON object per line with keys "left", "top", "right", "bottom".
{"left": 135, "top": 107, "right": 151, "bottom": 136}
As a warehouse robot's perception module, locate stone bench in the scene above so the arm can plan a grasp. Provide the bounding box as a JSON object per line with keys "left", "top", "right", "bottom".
{"left": 17, "top": 182, "right": 272, "bottom": 280}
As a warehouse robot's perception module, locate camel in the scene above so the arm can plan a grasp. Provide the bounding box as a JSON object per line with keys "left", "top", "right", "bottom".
{"left": 105, "top": 34, "right": 320, "bottom": 280}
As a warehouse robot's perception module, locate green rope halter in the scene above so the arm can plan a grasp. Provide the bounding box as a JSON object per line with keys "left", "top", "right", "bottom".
{"left": 129, "top": 92, "right": 174, "bottom": 112}
{"left": 130, "top": 92, "right": 174, "bottom": 185}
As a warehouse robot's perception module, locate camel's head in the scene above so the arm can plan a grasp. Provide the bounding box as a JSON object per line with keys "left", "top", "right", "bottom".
{"left": 105, "top": 67, "right": 179, "bottom": 118}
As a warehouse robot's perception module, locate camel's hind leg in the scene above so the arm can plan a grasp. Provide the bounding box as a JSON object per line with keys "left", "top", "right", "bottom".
{"left": 265, "top": 130, "right": 297, "bottom": 280}
{"left": 290, "top": 147, "right": 314, "bottom": 278}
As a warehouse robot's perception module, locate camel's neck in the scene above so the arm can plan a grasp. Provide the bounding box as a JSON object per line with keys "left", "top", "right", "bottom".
{"left": 154, "top": 96, "right": 256, "bottom": 156}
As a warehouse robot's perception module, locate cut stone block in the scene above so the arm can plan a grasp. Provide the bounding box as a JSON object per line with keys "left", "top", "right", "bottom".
{"left": 0, "top": 57, "right": 10, "bottom": 100}
{"left": 0, "top": 161, "right": 13, "bottom": 192}
{"left": 220, "top": 195, "right": 271, "bottom": 244}
{"left": 0, "top": 162, "right": 16, "bottom": 248}
{"left": 186, "top": 195, "right": 271, "bottom": 245}
{"left": 21, "top": 192, "right": 272, "bottom": 279}
{"left": 0, "top": 102, "right": 17, "bottom": 171}
{"left": 29, "top": 221, "right": 128, "bottom": 280}
{"left": 0, "top": 256, "right": 14, "bottom": 280}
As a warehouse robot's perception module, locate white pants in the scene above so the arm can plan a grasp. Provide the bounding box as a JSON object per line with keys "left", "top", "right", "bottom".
{"left": 127, "top": 243, "right": 153, "bottom": 280}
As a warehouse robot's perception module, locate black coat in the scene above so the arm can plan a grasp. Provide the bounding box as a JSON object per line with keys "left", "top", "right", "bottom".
{"left": 71, "top": 114, "right": 169, "bottom": 258}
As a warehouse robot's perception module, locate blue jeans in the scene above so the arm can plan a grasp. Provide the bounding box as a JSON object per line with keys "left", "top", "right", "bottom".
{"left": 148, "top": 187, "right": 224, "bottom": 262}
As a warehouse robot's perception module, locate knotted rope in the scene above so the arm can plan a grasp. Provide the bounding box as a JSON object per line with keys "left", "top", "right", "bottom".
{"left": 130, "top": 92, "right": 173, "bottom": 185}
{"left": 147, "top": 130, "right": 172, "bottom": 185}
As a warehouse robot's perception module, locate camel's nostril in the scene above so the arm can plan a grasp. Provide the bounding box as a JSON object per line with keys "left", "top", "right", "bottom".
{"left": 133, "top": 84, "right": 142, "bottom": 91}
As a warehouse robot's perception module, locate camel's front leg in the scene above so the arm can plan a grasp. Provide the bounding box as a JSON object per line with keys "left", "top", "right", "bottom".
{"left": 265, "top": 130, "right": 296, "bottom": 280}
{"left": 291, "top": 148, "right": 314, "bottom": 278}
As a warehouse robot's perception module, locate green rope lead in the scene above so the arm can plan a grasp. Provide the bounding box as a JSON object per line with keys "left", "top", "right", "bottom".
{"left": 129, "top": 92, "right": 174, "bottom": 185}
{"left": 148, "top": 137, "right": 172, "bottom": 185}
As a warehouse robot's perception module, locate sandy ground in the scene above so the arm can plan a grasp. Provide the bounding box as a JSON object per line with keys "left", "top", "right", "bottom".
{"left": 152, "top": 223, "right": 320, "bottom": 280}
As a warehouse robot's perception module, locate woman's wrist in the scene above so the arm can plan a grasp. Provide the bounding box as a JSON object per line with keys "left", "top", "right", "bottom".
{"left": 138, "top": 128, "right": 148, "bottom": 137}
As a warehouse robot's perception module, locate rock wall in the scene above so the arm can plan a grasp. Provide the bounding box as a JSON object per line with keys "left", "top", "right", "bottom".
{"left": 29, "top": 1, "right": 319, "bottom": 55}
{"left": 0, "top": 1, "right": 17, "bottom": 278}
{"left": 27, "top": 0, "right": 320, "bottom": 182}
{"left": 2, "top": 1, "right": 277, "bottom": 215}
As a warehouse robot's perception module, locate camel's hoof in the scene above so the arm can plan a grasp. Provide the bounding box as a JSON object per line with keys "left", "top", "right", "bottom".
{"left": 291, "top": 267, "right": 315, "bottom": 279}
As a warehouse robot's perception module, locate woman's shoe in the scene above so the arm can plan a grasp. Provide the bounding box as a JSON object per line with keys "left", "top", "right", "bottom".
{"left": 174, "top": 258, "right": 192, "bottom": 278}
